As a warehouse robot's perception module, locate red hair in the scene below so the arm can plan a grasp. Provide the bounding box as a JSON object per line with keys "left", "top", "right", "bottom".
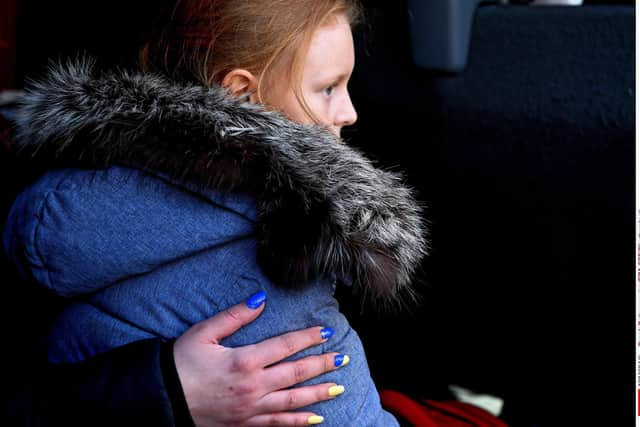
{"left": 140, "top": 0, "right": 362, "bottom": 107}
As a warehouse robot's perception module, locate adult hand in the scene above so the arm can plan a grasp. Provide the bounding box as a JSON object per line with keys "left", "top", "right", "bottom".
{"left": 174, "top": 291, "right": 347, "bottom": 426}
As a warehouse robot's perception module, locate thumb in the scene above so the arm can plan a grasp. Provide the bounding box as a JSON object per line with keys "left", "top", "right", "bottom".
{"left": 195, "top": 290, "right": 267, "bottom": 343}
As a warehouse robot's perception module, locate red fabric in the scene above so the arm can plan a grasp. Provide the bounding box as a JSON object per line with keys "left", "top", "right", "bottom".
{"left": 380, "top": 389, "right": 509, "bottom": 427}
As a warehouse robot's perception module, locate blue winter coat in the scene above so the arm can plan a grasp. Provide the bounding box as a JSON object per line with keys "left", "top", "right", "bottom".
{"left": 4, "top": 60, "right": 427, "bottom": 426}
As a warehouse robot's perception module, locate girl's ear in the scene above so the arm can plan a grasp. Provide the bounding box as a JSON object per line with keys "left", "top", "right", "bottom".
{"left": 221, "top": 69, "right": 259, "bottom": 101}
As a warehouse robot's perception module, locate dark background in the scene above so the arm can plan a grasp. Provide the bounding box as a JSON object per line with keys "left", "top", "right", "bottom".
{"left": 1, "top": 1, "right": 636, "bottom": 426}
{"left": 0, "top": 0, "right": 634, "bottom": 88}
{"left": 341, "top": 3, "right": 635, "bottom": 427}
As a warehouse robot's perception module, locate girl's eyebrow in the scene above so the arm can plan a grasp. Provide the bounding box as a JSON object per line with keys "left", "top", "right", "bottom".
{"left": 313, "top": 70, "right": 352, "bottom": 87}
{"left": 328, "top": 72, "right": 351, "bottom": 85}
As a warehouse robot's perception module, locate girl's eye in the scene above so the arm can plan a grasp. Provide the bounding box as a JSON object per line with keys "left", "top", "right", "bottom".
{"left": 323, "top": 85, "right": 335, "bottom": 96}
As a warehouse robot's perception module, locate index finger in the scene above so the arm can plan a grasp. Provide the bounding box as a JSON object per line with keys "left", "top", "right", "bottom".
{"left": 190, "top": 290, "right": 267, "bottom": 344}
{"left": 244, "top": 326, "right": 331, "bottom": 367}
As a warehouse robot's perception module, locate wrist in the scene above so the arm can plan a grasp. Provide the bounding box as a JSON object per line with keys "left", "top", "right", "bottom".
{"left": 159, "top": 340, "right": 196, "bottom": 427}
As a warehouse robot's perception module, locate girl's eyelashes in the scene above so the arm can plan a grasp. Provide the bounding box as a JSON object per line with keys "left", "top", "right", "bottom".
{"left": 322, "top": 76, "right": 349, "bottom": 97}
{"left": 323, "top": 85, "right": 335, "bottom": 96}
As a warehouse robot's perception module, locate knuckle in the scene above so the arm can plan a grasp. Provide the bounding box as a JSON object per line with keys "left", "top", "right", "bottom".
{"left": 267, "top": 414, "right": 284, "bottom": 426}
{"left": 228, "top": 386, "right": 258, "bottom": 412}
{"left": 238, "top": 381, "right": 258, "bottom": 396}
{"left": 280, "top": 333, "right": 297, "bottom": 355}
{"left": 293, "top": 361, "right": 307, "bottom": 383}
{"left": 230, "top": 352, "right": 256, "bottom": 373}
{"left": 226, "top": 403, "right": 249, "bottom": 421}
{"left": 223, "top": 306, "right": 243, "bottom": 323}
{"left": 286, "top": 390, "right": 298, "bottom": 409}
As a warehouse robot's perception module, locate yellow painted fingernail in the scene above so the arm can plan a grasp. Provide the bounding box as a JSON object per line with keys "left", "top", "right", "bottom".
{"left": 328, "top": 385, "right": 345, "bottom": 397}
{"left": 307, "top": 415, "right": 324, "bottom": 424}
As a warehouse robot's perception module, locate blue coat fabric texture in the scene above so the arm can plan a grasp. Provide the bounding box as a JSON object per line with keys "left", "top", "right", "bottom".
{"left": 4, "top": 60, "right": 428, "bottom": 426}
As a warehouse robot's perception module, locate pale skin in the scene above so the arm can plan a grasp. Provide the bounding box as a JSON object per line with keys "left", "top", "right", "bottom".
{"left": 174, "top": 298, "right": 346, "bottom": 427}
{"left": 222, "top": 14, "right": 358, "bottom": 137}
{"left": 173, "top": 13, "right": 358, "bottom": 427}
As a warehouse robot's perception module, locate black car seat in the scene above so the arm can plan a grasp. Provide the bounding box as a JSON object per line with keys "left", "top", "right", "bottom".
{"left": 341, "top": 2, "right": 635, "bottom": 426}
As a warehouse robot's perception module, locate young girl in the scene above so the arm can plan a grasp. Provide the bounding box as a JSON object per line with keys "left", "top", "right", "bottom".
{"left": 4, "top": 0, "right": 427, "bottom": 425}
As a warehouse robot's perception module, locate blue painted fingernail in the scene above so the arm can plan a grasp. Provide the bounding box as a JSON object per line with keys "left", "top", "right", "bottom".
{"left": 334, "top": 354, "right": 350, "bottom": 367}
{"left": 246, "top": 290, "right": 267, "bottom": 309}
{"left": 320, "top": 327, "right": 334, "bottom": 340}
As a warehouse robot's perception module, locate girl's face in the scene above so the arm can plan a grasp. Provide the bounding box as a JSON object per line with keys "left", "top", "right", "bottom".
{"left": 264, "top": 14, "right": 358, "bottom": 137}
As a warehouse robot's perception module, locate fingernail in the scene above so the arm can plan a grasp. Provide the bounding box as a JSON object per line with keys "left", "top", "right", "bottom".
{"left": 334, "top": 354, "right": 350, "bottom": 367}
{"left": 307, "top": 415, "right": 324, "bottom": 425}
{"left": 328, "top": 385, "right": 345, "bottom": 397}
{"left": 245, "top": 290, "right": 266, "bottom": 309}
{"left": 320, "top": 327, "right": 334, "bottom": 340}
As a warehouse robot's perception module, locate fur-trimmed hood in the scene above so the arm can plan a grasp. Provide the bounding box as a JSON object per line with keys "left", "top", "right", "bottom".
{"left": 13, "top": 59, "right": 428, "bottom": 302}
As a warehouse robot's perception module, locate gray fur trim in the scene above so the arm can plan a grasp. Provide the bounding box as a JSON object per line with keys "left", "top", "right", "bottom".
{"left": 14, "top": 59, "right": 428, "bottom": 302}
